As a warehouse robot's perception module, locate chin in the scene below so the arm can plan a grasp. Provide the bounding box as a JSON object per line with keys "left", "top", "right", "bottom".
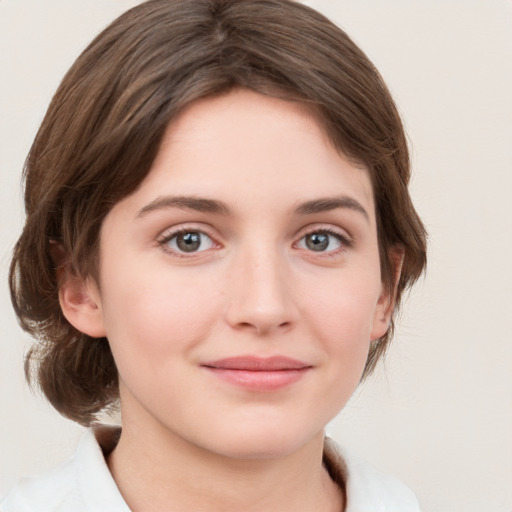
{"left": 202, "top": 424, "right": 324, "bottom": 461}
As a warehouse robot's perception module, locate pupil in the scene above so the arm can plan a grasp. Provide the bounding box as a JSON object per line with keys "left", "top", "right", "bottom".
{"left": 177, "top": 232, "right": 201, "bottom": 252}
{"left": 306, "top": 233, "right": 328, "bottom": 251}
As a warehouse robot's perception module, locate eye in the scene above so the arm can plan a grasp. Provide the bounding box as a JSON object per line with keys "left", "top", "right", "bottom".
{"left": 296, "top": 230, "right": 349, "bottom": 253}
{"left": 160, "top": 229, "right": 216, "bottom": 254}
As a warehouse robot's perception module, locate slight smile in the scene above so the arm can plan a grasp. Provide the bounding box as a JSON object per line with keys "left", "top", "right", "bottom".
{"left": 201, "top": 356, "right": 313, "bottom": 392}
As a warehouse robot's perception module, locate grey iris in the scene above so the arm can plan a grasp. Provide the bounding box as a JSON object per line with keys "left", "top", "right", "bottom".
{"left": 177, "top": 232, "right": 201, "bottom": 252}
{"left": 305, "top": 233, "right": 329, "bottom": 251}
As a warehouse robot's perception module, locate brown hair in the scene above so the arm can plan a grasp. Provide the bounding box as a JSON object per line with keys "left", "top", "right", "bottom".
{"left": 10, "top": 0, "right": 427, "bottom": 425}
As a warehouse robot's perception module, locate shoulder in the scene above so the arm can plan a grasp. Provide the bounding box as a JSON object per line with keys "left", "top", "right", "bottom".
{"left": 1, "top": 447, "right": 84, "bottom": 512}
{"left": 1, "top": 427, "right": 128, "bottom": 512}
{"left": 324, "top": 438, "right": 421, "bottom": 512}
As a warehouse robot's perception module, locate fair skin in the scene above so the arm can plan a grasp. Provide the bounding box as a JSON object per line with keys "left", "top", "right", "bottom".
{"left": 61, "top": 89, "right": 395, "bottom": 512}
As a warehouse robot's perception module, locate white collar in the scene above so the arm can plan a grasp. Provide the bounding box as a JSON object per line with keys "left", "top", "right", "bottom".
{"left": 324, "top": 438, "right": 421, "bottom": 511}
{"left": 2, "top": 427, "right": 420, "bottom": 511}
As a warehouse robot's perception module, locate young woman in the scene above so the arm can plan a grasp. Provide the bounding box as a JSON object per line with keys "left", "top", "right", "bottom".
{"left": 3, "top": 1, "right": 426, "bottom": 510}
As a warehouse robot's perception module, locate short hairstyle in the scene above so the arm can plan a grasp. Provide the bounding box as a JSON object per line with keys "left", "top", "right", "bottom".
{"left": 10, "top": 0, "right": 427, "bottom": 425}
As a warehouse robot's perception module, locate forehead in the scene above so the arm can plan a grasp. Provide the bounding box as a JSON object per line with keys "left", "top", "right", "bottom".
{"left": 108, "top": 89, "right": 376, "bottom": 224}
{"left": 163, "top": 89, "right": 363, "bottom": 168}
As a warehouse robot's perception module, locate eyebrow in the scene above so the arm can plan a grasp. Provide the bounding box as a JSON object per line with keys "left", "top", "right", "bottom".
{"left": 136, "top": 196, "right": 230, "bottom": 218}
{"left": 136, "top": 194, "right": 369, "bottom": 221}
{"left": 294, "top": 196, "right": 369, "bottom": 221}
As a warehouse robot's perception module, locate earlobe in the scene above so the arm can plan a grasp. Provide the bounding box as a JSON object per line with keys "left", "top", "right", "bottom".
{"left": 51, "top": 243, "right": 106, "bottom": 338}
{"left": 370, "top": 247, "right": 404, "bottom": 341}
{"left": 370, "top": 292, "right": 393, "bottom": 342}
{"left": 59, "top": 272, "right": 107, "bottom": 338}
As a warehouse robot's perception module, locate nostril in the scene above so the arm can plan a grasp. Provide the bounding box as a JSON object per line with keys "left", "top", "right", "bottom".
{"left": 231, "top": 319, "right": 292, "bottom": 335}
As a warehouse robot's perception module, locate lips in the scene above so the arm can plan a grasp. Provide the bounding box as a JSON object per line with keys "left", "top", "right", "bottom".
{"left": 201, "top": 356, "right": 312, "bottom": 391}
{"left": 202, "top": 356, "right": 311, "bottom": 371}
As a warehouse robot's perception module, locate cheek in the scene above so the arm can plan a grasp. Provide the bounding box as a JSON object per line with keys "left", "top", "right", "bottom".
{"left": 300, "top": 269, "right": 381, "bottom": 371}
{"left": 305, "top": 264, "right": 380, "bottom": 331}
{"left": 99, "top": 266, "right": 222, "bottom": 368}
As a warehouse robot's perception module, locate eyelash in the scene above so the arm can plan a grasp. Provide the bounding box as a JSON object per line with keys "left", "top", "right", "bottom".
{"left": 295, "top": 227, "right": 353, "bottom": 256}
{"left": 156, "top": 226, "right": 353, "bottom": 258}
{"left": 157, "top": 226, "right": 219, "bottom": 258}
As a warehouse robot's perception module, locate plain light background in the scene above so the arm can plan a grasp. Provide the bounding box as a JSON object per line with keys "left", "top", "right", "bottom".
{"left": 1, "top": 1, "right": 511, "bottom": 511}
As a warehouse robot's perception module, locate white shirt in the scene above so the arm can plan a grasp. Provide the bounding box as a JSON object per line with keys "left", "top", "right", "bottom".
{"left": 1, "top": 428, "right": 421, "bottom": 511}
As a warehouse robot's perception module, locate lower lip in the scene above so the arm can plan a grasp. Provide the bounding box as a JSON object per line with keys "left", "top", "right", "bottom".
{"left": 203, "top": 368, "right": 310, "bottom": 391}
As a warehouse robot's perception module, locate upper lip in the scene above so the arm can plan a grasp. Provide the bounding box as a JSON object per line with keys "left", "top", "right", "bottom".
{"left": 201, "top": 356, "right": 312, "bottom": 371}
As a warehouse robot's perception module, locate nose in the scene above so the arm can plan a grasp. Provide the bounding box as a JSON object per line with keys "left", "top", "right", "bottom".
{"left": 224, "top": 246, "right": 298, "bottom": 336}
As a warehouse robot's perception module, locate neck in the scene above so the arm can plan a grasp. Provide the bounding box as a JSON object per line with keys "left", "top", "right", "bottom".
{"left": 106, "top": 419, "right": 344, "bottom": 512}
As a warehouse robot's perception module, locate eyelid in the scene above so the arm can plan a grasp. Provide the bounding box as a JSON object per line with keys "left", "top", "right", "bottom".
{"left": 156, "top": 223, "right": 222, "bottom": 257}
{"left": 293, "top": 224, "right": 354, "bottom": 253}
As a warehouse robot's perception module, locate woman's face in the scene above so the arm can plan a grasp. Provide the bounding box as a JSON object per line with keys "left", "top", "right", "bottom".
{"left": 80, "top": 89, "right": 392, "bottom": 458}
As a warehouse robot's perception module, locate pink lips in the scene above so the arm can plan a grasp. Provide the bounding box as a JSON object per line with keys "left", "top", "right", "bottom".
{"left": 201, "top": 356, "right": 312, "bottom": 391}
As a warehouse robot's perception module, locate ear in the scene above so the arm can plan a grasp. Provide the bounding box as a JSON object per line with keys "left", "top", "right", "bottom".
{"left": 370, "top": 247, "right": 404, "bottom": 341}
{"left": 51, "top": 242, "right": 107, "bottom": 338}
